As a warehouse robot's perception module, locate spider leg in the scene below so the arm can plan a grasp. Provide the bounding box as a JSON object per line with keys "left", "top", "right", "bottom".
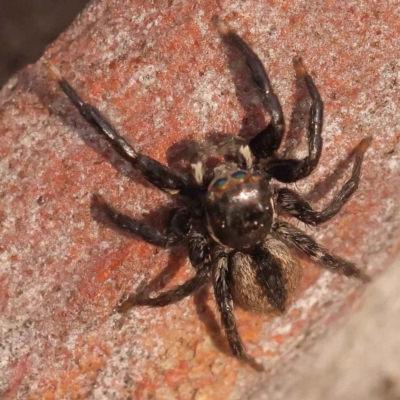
{"left": 213, "top": 247, "right": 264, "bottom": 371}
{"left": 188, "top": 232, "right": 212, "bottom": 273}
{"left": 277, "top": 137, "right": 371, "bottom": 225}
{"left": 223, "top": 29, "right": 284, "bottom": 158}
{"left": 265, "top": 57, "right": 324, "bottom": 183}
{"left": 116, "top": 273, "right": 209, "bottom": 311}
{"left": 94, "top": 195, "right": 191, "bottom": 247}
{"left": 272, "top": 220, "right": 370, "bottom": 282}
{"left": 49, "top": 65, "right": 188, "bottom": 193}
{"left": 116, "top": 233, "right": 211, "bottom": 312}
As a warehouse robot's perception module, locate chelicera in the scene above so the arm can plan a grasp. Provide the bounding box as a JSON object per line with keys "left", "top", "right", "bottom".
{"left": 50, "top": 24, "right": 370, "bottom": 371}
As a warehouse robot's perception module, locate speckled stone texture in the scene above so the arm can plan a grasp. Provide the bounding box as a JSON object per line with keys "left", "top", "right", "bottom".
{"left": 1, "top": 1, "right": 399, "bottom": 399}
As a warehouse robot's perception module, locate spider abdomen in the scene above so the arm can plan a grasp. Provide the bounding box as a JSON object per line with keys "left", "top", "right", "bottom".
{"left": 205, "top": 170, "right": 274, "bottom": 249}
{"left": 230, "top": 239, "right": 301, "bottom": 313}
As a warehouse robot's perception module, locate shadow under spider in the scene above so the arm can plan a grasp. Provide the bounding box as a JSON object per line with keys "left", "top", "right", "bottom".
{"left": 193, "top": 286, "right": 232, "bottom": 357}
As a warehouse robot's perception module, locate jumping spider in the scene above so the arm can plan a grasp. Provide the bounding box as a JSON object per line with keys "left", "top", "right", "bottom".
{"left": 50, "top": 26, "right": 370, "bottom": 371}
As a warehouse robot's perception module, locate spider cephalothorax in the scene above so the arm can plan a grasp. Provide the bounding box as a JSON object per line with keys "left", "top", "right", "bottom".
{"left": 50, "top": 23, "right": 370, "bottom": 371}
{"left": 205, "top": 169, "right": 274, "bottom": 249}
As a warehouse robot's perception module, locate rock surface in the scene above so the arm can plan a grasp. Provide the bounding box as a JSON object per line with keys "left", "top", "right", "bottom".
{"left": 1, "top": 0, "right": 400, "bottom": 399}
{"left": 274, "top": 255, "right": 400, "bottom": 400}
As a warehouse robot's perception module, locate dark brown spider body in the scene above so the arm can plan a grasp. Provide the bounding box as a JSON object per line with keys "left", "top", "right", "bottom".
{"left": 50, "top": 22, "right": 371, "bottom": 371}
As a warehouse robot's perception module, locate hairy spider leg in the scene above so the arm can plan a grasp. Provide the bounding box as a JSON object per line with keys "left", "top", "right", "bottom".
{"left": 116, "top": 233, "right": 211, "bottom": 311}
{"left": 265, "top": 57, "right": 324, "bottom": 183}
{"left": 116, "top": 273, "right": 208, "bottom": 310}
{"left": 277, "top": 137, "right": 372, "bottom": 225}
{"left": 94, "top": 195, "right": 191, "bottom": 247}
{"left": 50, "top": 65, "right": 188, "bottom": 193}
{"left": 273, "top": 221, "right": 370, "bottom": 282}
{"left": 213, "top": 247, "right": 264, "bottom": 371}
{"left": 222, "top": 29, "right": 285, "bottom": 159}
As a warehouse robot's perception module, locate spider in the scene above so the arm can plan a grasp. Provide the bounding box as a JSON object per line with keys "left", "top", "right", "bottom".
{"left": 50, "top": 25, "right": 371, "bottom": 371}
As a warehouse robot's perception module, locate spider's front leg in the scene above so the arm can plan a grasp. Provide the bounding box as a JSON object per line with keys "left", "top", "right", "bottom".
{"left": 49, "top": 65, "right": 188, "bottom": 193}
{"left": 221, "top": 27, "right": 284, "bottom": 159}
{"left": 116, "top": 232, "right": 211, "bottom": 312}
{"left": 94, "top": 195, "right": 191, "bottom": 247}
{"left": 265, "top": 57, "right": 324, "bottom": 183}
{"left": 273, "top": 220, "right": 370, "bottom": 282}
{"left": 277, "top": 137, "right": 371, "bottom": 225}
{"left": 213, "top": 247, "right": 264, "bottom": 371}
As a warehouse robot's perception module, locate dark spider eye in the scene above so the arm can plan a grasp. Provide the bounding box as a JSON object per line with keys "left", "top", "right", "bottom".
{"left": 213, "top": 177, "right": 228, "bottom": 188}
{"left": 232, "top": 171, "right": 246, "bottom": 180}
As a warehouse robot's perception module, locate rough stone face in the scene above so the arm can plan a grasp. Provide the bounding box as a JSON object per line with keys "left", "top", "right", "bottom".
{"left": 1, "top": 0, "right": 399, "bottom": 399}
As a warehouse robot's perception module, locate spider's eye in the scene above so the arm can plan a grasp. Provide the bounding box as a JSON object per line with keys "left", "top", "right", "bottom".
{"left": 232, "top": 171, "right": 246, "bottom": 180}
{"left": 213, "top": 177, "right": 228, "bottom": 189}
